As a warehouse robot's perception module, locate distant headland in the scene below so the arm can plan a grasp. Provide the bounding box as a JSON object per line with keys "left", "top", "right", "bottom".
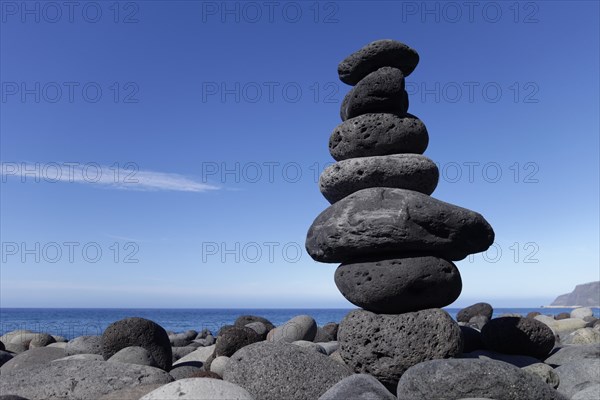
{"left": 545, "top": 281, "right": 600, "bottom": 308}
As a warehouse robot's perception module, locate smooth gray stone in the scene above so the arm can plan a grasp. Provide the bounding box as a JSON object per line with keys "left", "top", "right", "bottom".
{"left": 101, "top": 317, "right": 172, "bottom": 371}
{"left": 396, "top": 358, "right": 567, "bottom": 400}
{"left": 306, "top": 187, "right": 495, "bottom": 263}
{"left": 563, "top": 328, "right": 600, "bottom": 345}
{"left": 335, "top": 256, "right": 461, "bottom": 314}
{"left": 53, "top": 354, "right": 104, "bottom": 362}
{"left": 171, "top": 346, "right": 195, "bottom": 362}
{"left": 140, "top": 378, "right": 254, "bottom": 400}
{"left": 341, "top": 67, "right": 408, "bottom": 121}
{"left": 0, "top": 396, "right": 31, "bottom": 400}
{"left": 319, "top": 374, "right": 396, "bottom": 399}
{"left": 572, "top": 384, "right": 600, "bottom": 400}
{"left": 223, "top": 341, "right": 351, "bottom": 400}
{"left": 0, "top": 347, "right": 65, "bottom": 373}
{"left": 3, "top": 343, "right": 27, "bottom": 354}
{"left": 215, "top": 327, "right": 261, "bottom": 358}
{"left": 209, "top": 356, "right": 229, "bottom": 377}
{"left": 545, "top": 344, "right": 600, "bottom": 366}
{"left": 268, "top": 315, "right": 317, "bottom": 343}
{"left": 319, "top": 154, "right": 438, "bottom": 203}
{"left": 97, "top": 385, "right": 164, "bottom": 400}
{"left": 338, "top": 309, "right": 462, "bottom": 388}
{"left": 338, "top": 39, "right": 419, "bottom": 85}
{"left": 108, "top": 346, "right": 157, "bottom": 367}
{"left": 317, "top": 341, "right": 339, "bottom": 356}
{"left": 457, "top": 303, "right": 494, "bottom": 322}
{"left": 522, "top": 363, "right": 560, "bottom": 388}
{"left": 329, "top": 113, "right": 428, "bottom": 161}
{"left": 292, "top": 340, "right": 326, "bottom": 354}
{"left": 555, "top": 359, "right": 600, "bottom": 398}
{"left": 460, "top": 350, "right": 540, "bottom": 367}
{"left": 244, "top": 322, "right": 268, "bottom": 338}
{"left": 481, "top": 317, "right": 555, "bottom": 359}
{"left": 168, "top": 363, "right": 204, "bottom": 380}
{"left": 65, "top": 335, "right": 103, "bottom": 356}
{"left": 0, "top": 360, "right": 173, "bottom": 400}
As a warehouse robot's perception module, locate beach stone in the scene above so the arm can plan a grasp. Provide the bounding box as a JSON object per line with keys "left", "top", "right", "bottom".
{"left": 108, "top": 346, "right": 157, "bottom": 367}
{"left": 341, "top": 67, "right": 408, "bottom": 121}
{"left": 535, "top": 315, "right": 587, "bottom": 334}
{"left": 481, "top": 317, "right": 555, "bottom": 359}
{"left": 461, "top": 350, "right": 540, "bottom": 367}
{"left": 0, "top": 347, "right": 65, "bottom": 373}
{"left": 224, "top": 341, "right": 351, "bottom": 400}
{"left": 396, "top": 358, "right": 567, "bottom": 400}
{"left": 0, "top": 350, "right": 14, "bottom": 367}
{"left": 329, "top": 350, "right": 350, "bottom": 370}
{"left": 190, "top": 370, "right": 222, "bottom": 379}
{"left": 215, "top": 327, "right": 261, "bottom": 357}
{"left": 169, "top": 333, "right": 192, "bottom": 347}
{"left": 102, "top": 317, "right": 172, "bottom": 371}
{"left": 0, "top": 396, "right": 30, "bottom": 400}
{"left": 27, "top": 334, "right": 55, "bottom": 349}
{"left": 173, "top": 344, "right": 215, "bottom": 366}
{"left": 140, "top": 378, "right": 253, "bottom": 400}
{"left": 314, "top": 323, "right": 338, "bottom": 342}
{"left": 335, "top": 256, "right": 461, "bottom": 314}
{"left": 193, "top": 335, "right": 215, "bottom": 347}
{"left": 460, "top": 326, "right": 485, "bottom": 353}
{"left": 65, "top": 335, "right": 103, "bottom": 356}
{"left": 572, "top": 384, "right": 600, "bottom": 400}
{"left": 555, "top": 312, "right": 571, "bottom": 320}
{"left": 0, "top": 342, "right": 4, "bottom": 351}
{"left": 0, "top": 359, "right": 173, "bottom": 400}
{"left": 3, "top": 343, "right": 27, "bottom": 354}
{"left": 572, "top": 307, "right": 594, "bottom": 319}
{"left": 584, "top": 316, "right": 598, "bottom": 327}
{"left": 172, "top": 346, "right": 195, "bottom": 362}
{"left": 329, "top": 113, "right": 428, "bottom": 161}
{"left": 338, "top": 39, "right": 419, "bottom": 85}
{"left": 306, "top": 187, "right": 495, "bottom": 263}
{"left": 268, "top": 315, "right": 317, "bottom": 343}
{"left": 168, "top": 363, "right": 204, "bottom": 380}
{"left": 217, "top": 325, "right": 235, "bottom": 337}
{"left": 457, "top": 303, "right": 493, "bottom": 322}
{"left": 97, "top": 385, "right": 164, "bottom": 400}
{"left": 6, "top": 333, "right": 39, "bottom": 348}
{"left": 234, "top": 315, "right": 275, "bottom": 331}
{"left": 210, "top": 356, "right": 229, "bottom": 377}
{"left": 319, "top": 373, "right": 396, "bottom": 400}
{"left": 545, "top": 344, "right": 600, "bottom": 366}
{"left": 51, "top": 335, "right": 67, "bottom": 343}
{"left": 317, "top": 341, "right": 339, "bottom": 355}
{"left": 338, "top": 308, "right": 462, "bottom": 387}
{"left": 563, "top": 328, "right": 600, "bottom": 344}
{"left": 522, "top": 363, "right": 560, "bottom": 388}
{"left": 292, "top": 340, "right": 326, "bottom": 354}
{"left": 468, "top": 315, "right": 489, "bottom": 330}
{"left": 47, "top": 342, "right": 67, "bottom": 349}
{"left": 53, "top": 354, "right": 104, "bottom": 362}
{"left": 244, "top": 322, "right": 268, "bottom": 338}
{"left": 196, "top": 329, "right": 212, "bottom": 339}
{"left": 527, "top": 311, "right": 542, "bottom": 318}
{"left": 555, "top": 359, "right": 600, "bottom": 398}
{"left": 320, "top": 154, "right": 439, "bottom": 203}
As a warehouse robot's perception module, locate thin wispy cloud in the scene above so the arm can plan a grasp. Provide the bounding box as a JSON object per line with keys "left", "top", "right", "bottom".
{"left": 0, "top": 162, "right": 219, "bottom": 193}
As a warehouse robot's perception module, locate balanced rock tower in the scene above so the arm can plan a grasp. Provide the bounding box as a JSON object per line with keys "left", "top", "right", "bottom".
{"left": 306, "top": 39, "right": 495, "bottom": 389}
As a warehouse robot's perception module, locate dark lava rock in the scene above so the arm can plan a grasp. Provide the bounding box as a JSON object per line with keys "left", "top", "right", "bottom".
{"left": 338, "top": 39, "right": 419, "bottom": 85}
{"left": 338, "top": 308, "right": 462, "bottom": 388}
{"left": 320, "top": 154, "right": 439, "bottom": 203}
{"left": 481, "top": 317, "right": 555, "bottom": 359}
{"left": 0, "top": 341, "right": 4, "bottom": 351}
{"left": 335, "top": 256, "right": 461, "bottom": 313}
{"left": 306, "top": 187, "right": 495, "bottom": 263}
{"left": 101, "top": 317, "right": 172, "bottom": 371}
{"left": 329, "top": 113, "right": 429, "bottom": 161}
{"left": 223, "top": 341, "right": 351, "bottom": 400}
{"left": 234, "top": 315, "right": 275, "bottom": 332}
{"left": 190, "top": 370, "right": 223, "bottom": 379}
{"left": 527, "top": 311, "right": 542, "bottom": 319}
{"left": 314, "top": 323, "right": 339, "bottom": 342}
{"left": 168, "top": 363, "right": 204, "bottom": 380}
{"left": 214, "top": 327, "right": 261, "bottom": 358}
{"left": 468, "top": 315, "right": 490, "bottom": 330}
{"left": 341, "top": 67, "right": 408, "bottom": 121}
{"left": 217, "top": 325, "right": 236, "bottom": 337}
{"left": 460, "top": 325, "right": 485, "bottom": 353}
{"left": 396, "top": 358, "right": 567, "bottom": 400}
{"left": 457, "top": 303, "right": 494, "bottom": 322}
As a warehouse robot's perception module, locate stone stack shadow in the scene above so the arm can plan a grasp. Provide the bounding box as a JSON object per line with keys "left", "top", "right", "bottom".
{"left": 305, "top": 39, "right": 496, "bottom": 389}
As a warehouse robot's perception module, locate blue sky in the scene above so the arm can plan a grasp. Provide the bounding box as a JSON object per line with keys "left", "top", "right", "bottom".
{"left": 1, "top": 1, "right": 598, "bottom": 308}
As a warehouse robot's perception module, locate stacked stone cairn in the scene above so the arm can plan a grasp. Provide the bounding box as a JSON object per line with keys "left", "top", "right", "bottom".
{"left": 306, "top": 39, "right": 496, "bottom": 389}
